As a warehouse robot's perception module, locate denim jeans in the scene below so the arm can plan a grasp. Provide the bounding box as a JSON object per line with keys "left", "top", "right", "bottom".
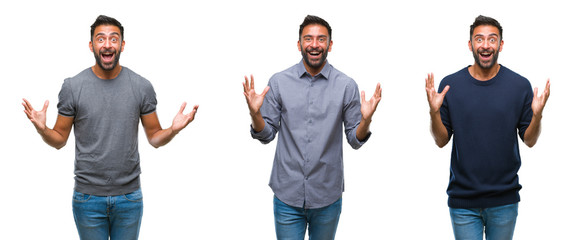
{"left": 449, "top": 203, "right": 518, "bottom": 240}
{"left": 72, "top": 189, "right": 143, "bottom": 240}
{"left": 274, "top": 196, "right": 342, "bottom": 240}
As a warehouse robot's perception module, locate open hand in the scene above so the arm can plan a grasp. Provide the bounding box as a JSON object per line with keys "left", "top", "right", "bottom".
{"left": 360, "top": 83, "right": 382, "bottom": 121}
{"left": 172, "top": 102, "right": 199, "bottom": 134}
{"left": 22, "top": 98, "right": 49, "bottom": 132}
{"left": 243, "top": 75, "right": 269, "bottom": 115}
{"left": 531, "top": 79, "right": 550, "bottom": 117}
{"left": 425, "top": 73, "right": 449, "bottom": 114}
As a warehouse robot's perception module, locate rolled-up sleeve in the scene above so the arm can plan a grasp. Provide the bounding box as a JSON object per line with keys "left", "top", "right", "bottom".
{"left": 343, "top": 79, "right": 370, "bottom": 149}
{"left": 251, "top": 79, "right": 281, "bottom": 144}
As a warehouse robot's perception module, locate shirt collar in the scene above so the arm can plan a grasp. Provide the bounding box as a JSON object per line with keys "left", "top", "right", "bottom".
{"left": 296, "top": 60, "right": 332, "bottom": 80}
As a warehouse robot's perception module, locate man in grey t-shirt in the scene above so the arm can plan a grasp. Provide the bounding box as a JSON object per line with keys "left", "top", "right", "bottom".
{"left": 22, "top": 15, "right": 198, "bottom": 240}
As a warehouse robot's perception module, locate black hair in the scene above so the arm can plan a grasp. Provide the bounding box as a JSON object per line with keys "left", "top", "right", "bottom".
{"left": 470, "top": 15, "right": 503, "bottom": 41}
{"left": 299, "top": 15, "right": 332, "bottom": 40}
{"left": 90, "top": 15, "right": 124, "bottom": 40}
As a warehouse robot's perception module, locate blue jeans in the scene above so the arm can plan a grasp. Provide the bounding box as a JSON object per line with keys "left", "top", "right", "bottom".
{"left": 72, "top": 189, "right": 143, "bottom": 240}
{"left": 449, "top": 203, "right": 518, "bottom": 240}
{"left": 274, "top": 196, "right": 342, "bottom": 240}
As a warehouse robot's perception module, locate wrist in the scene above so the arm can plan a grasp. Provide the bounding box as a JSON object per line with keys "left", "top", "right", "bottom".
{"left": 250, "top": 110, "right": 262, "bottom": 117}
{"left": 36, "top": 125, "right": 48, "bottom": 135}
{"left": 430, "top": 109, "right": 440, "bottom": 116}
{"left": 170, "top": 126, "right": 180, "bottom": 135}
{"left": 361, "top": 116, "right": 372, "bottom": 124}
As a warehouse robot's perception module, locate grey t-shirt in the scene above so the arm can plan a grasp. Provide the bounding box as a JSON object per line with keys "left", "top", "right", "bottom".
{"left": 58, "top": 67, "right": 157, "bottom": 196}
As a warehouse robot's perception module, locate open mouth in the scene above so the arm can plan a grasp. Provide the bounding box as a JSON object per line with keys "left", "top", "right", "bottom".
{"left": 307, "top": 49, "right": 322, "bottom": 59}
{"left": 479, "top": 51, "right": 493, "bottom": 61}
{"left": 101, "top": 52, "right": 115, "bottom": 62}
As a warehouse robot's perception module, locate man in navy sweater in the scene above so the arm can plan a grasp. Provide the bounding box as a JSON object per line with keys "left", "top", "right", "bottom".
{"left": 425, "top": 15, "right": 550, "bottom": 239}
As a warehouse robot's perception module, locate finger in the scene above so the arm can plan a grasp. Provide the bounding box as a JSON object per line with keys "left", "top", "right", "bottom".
{"left": 242, "top": 79, "right": 248, "bottom": 93}
{"left": 22, "top": 102, "right": 31, "bottom": 113}
{"left": 427, "top": 73, "right": 434, "bottom": 88}
{"left": 22, "top": 98, "right": 33, "bottom": 112}
{"left": 545, "top": 79, "right": 551, "bottom": 97}
{"left": 441, "top": 85, "right": 450, "bottom": 96}
{"left": 23, "top": 108, "right": 34, "bottom": 119}
{"left": 24, "top": 110, "right": 32, "bottom": 119}
{"left": 179, "top": 102, "right": 187, "bottom": 114}
{"left": 188, "top": 105, "right": 199, "bottom": 120}
{"left": 41, "top": 100, "right": 49, "bottom": 112}
{"left": 425, "top": 73, "right": 432, "bottom": 90}
{"left": 260, "top": 86, "right": 270, "bottom": 97}
{"left": 250, "top": 74, "right": 255, "bottom": 90}
{"left": 375, "top": 83, "right": 381, "bottom": 98}
{"left": 244, "top": 75, "right": 252, "bottom": 91}
{"left": 361, "top": 90, "right": 366, "bottom": 103}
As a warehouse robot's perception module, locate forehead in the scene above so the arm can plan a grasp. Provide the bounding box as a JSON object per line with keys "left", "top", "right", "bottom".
{"left": 301, "top": 24, "right": 329, "bottom": 37}
{"left": 93, "top": 24, "right": 122, "bottom": 37}
{"left": 472, "top": 25, "right": 500, "bottom": 37}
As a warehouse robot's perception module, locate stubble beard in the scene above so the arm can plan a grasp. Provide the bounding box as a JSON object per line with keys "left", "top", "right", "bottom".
{"left": 94, "top": 49, "right": 121, "bottom": 71}
{"left": 302, "top": 46, "right": 329, "bottom": 70}
{"left": 472, "top": 47, "right": 499, "bottom": 69}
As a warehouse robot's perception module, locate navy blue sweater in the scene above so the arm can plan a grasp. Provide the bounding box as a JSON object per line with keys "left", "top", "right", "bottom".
{"left": 438, "top": 65, "right": 533, "bottom": 208}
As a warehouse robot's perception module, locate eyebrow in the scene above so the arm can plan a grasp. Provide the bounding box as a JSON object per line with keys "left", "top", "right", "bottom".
{"left": 95, "top": 32, "right": 121, "bottom": 37}
{"left": 474, "top": 33, "right": 499, "bottom": 38}
{"left": 303, "top": 34, "right": 329, "bottom": 39}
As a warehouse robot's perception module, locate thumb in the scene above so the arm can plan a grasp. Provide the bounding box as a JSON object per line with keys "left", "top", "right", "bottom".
{"left": 42, "top": 100, "right": 49, "bottom": 112}
{"left": 441, "top": 85, "right": 450, "bottom": 96}
{"left": 261, "top": 86, "right": 270, "bottom": 97}
{"left": 179, "top": 102, "right": 187, "bottom": 113}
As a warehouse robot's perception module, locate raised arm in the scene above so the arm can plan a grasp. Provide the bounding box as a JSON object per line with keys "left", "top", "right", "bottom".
{"left": 356, "top": 83, "right": 382, "bottom": 141}
{"left": 22, "top": 99, "right": 73, "bottom": 149}
{"left": 141, "top": 102, "right": 199, "bottom": 148}
{"left": 425, "top": 73, "right": 451, "bottom": 148}
{"left": 243, "top": 75, "right": 269, "bottom": 133}
{"left": 523, "top": 79, "right": 550, "bottom": 147}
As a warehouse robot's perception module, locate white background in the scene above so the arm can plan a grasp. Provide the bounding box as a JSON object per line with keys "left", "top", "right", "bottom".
{"left": 1, "top": 0, "right": 570, "bottom": 239}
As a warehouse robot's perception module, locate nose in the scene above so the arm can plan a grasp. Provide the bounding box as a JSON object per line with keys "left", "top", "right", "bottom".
{"left": 310, "top": 38, "right": 319, "bottom": 48}
{"left": 483, "top": 39, "right": 492, "bottom": 49}
{"left": 103, "top": 39, "right": 112, "bottom": 48}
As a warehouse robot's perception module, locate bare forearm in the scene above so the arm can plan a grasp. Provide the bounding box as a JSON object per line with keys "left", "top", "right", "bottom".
{"left": 38, "top": 128, "right": 68, "bottom": 149}
{"left": 430, "top": 111, "right": 450, "bottom": 148}
{"left": 356, "top": 117, "right": 371, "bottom": 141}
{"left": 148, "top": 127, "right": 178, "bottom": 148}
{"left": 524, "top": 114, "right": 542, "bottom": 147}
{"left": 250, "top": 111, "right": 265, "bottom": 133}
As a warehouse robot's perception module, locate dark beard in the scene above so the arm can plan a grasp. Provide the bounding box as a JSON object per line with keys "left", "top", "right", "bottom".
{"left": 94, "top": 50, "right": 121, "bottom": 71}
{"left": 302, "top": 46, "right": 328, "bottom": 70}
{"left": 472, "top": 48, "right": 499, "bottom": 69}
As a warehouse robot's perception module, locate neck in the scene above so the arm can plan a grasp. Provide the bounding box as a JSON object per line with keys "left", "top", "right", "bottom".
{"left": 303, "top": 61, "right": 326, "bottom": 77}
{"left": 469, "top": 63, "right": 500, "bottom": 81}
{"left": 92, "top": 64, "right": 122, "bottom": 79}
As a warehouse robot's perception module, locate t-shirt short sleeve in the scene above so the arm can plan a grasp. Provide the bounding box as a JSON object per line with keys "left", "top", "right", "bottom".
{"left": 140, "top": 80, "right": 157, "bottom": 116}
{"left": 57, "top": 78, "right": 75, "bottom": 117}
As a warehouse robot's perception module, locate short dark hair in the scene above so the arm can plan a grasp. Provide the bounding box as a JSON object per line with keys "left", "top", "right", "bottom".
{"left": 299, "top": 15, "right": 332, "bottom": 40}
{"left": 470, "top": 15, "right": 503, "bottom": 41}
{"left": 90, "top": 15, "right": 124, "bottom": 41}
